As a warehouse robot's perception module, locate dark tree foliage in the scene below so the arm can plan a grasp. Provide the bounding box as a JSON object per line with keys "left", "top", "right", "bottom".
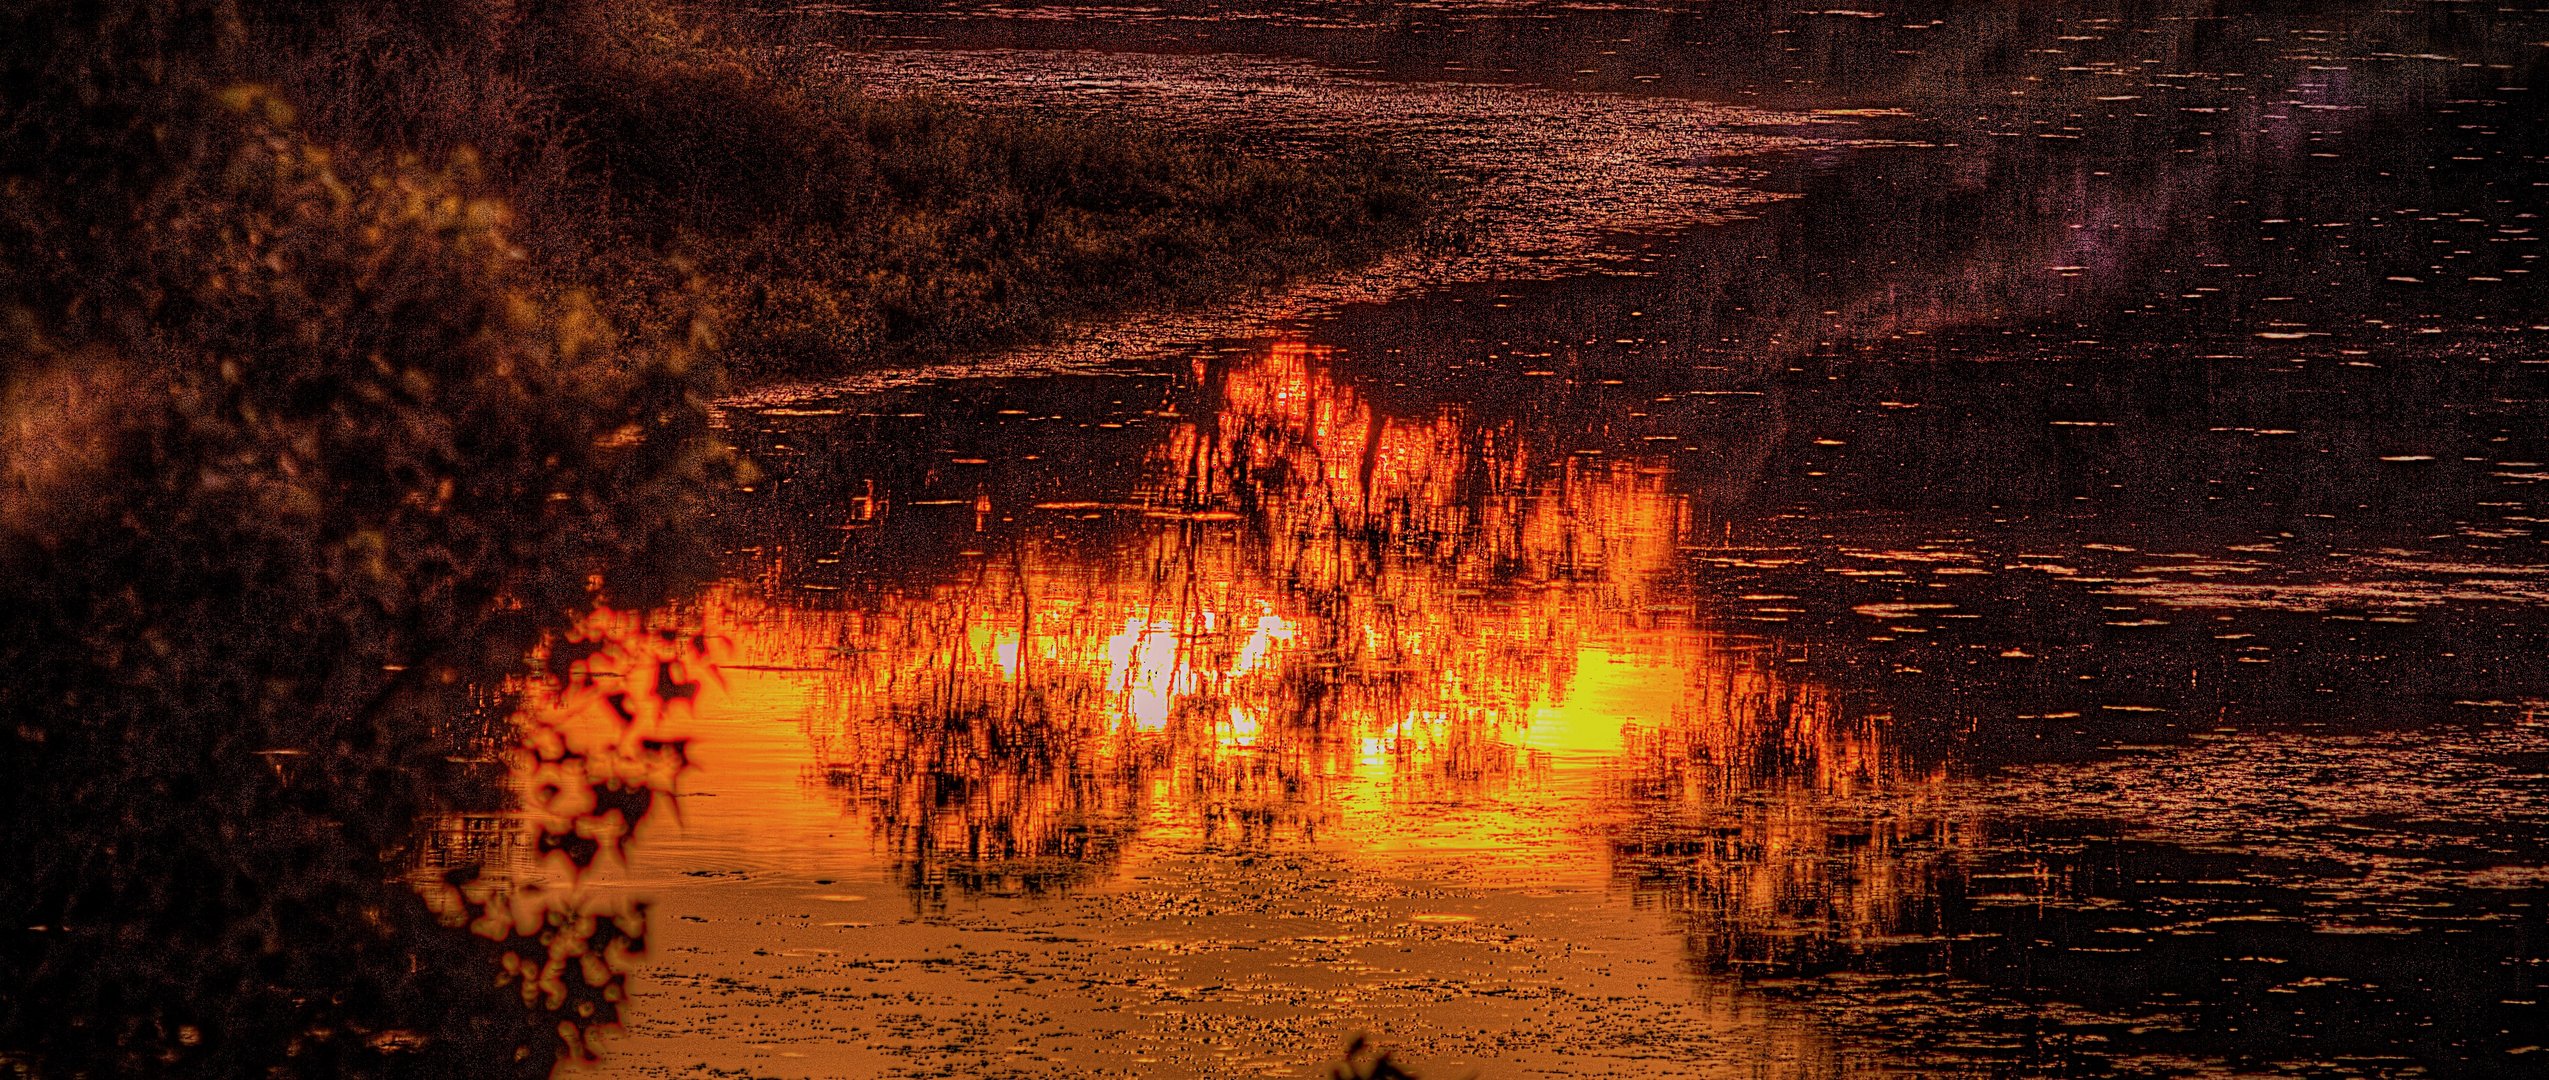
{"left": 0, "top": 1, "right": 735, "bottom": 1075}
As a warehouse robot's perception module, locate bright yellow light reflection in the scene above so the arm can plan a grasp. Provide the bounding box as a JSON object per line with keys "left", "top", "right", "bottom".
{"left": 703, "top": 340, "right": 1953, "bottom": 919}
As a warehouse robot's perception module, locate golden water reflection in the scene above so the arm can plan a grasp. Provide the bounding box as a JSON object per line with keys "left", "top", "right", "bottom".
{"left": 720, "top": 342, "right": 1956, "bottom": 925}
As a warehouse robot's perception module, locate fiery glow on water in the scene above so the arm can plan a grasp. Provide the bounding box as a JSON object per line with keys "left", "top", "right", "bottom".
{"left": 575, "top": 312, "right": 2549, "bottom": 1076}
{"left": 564, "top": 341, "right": 1961, "bottom": 1076}
{"left": 743, "top": 342, "right": 1925, "bottom": 889}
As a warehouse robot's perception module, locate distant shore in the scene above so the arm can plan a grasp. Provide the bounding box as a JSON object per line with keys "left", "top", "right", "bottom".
{"left": 490, "top": 5, "right": 1444, "bottom": 384}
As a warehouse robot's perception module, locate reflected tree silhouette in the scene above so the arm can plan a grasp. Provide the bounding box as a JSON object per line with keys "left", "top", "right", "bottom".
{"left": 727, "top": 343, "right": 1755, "bottom": 910}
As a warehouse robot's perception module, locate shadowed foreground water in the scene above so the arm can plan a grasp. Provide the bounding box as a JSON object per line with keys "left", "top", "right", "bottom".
{"left": 523, "top": 2, "right": 2549, "bottom": 1077}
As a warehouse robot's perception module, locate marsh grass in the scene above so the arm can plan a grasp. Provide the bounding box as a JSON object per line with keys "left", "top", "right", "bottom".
{"left": 551, "top": 10, "right": 1440, "bottom": 379}
{"left": 265, "top": 2, "right": 1443, "bottom": 382}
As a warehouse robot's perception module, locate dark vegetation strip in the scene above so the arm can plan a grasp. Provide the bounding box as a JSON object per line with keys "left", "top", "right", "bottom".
{"left": 0, "top": 1, "right": 1435, "bottom": 1076}
{"left": 284, "top": 3, "right": 1442, "bottom": 381}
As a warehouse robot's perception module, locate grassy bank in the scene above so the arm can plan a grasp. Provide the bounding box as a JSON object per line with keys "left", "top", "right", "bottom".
{"left": 0, "top": 1, "right": 1433, "bottom": 1076}
{"left": 557, "top": 14, "right": 1439, "bottom": 380}
{"left": 282, "top": 3, "right": 1441, "bottom": 382}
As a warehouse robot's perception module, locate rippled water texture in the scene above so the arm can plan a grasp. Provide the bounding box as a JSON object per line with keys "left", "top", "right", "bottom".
{"left": 551, "top": 2, "right": 2547, "bottom": 1076}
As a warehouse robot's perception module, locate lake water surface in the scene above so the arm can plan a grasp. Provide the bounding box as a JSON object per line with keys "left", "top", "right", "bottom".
{"left": 564, "top": 3, "right": 2548, "bottom": 1076}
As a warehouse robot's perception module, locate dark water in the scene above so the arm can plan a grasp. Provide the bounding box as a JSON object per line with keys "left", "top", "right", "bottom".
{"left": 584, "top": 3, "right": 2548, "bottom": 1076}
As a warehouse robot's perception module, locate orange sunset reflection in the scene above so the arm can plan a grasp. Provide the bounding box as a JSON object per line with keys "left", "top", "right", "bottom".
{"left": 701, "top": 340, "right": 1960, "bottom": 929}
